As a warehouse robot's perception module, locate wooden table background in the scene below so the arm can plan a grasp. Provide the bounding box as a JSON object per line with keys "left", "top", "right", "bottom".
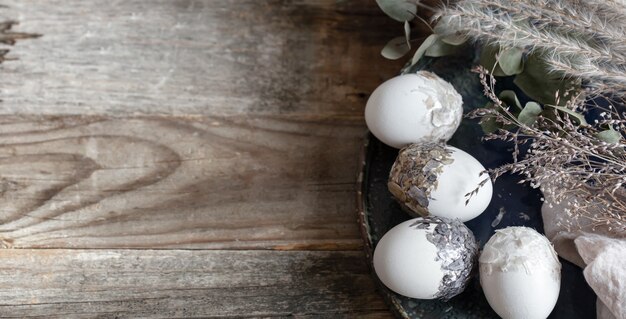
{"left": 0, "top": 1, "right": 411, "bottom": 317}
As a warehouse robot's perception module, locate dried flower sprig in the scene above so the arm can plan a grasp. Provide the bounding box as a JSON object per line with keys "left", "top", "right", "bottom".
{"left": 433, "top": 0, "right": 626, "bottom": 95}
{"left": 469, "top": 66, "right": 626, "bottom": 233}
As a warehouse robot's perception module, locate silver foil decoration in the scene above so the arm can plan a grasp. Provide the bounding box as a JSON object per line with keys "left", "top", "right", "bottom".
{"left": 388, "top": 143, "right": 453, "bottom": 217}
{"left": 410, "top": 216, "right": 478, "bottom": 301}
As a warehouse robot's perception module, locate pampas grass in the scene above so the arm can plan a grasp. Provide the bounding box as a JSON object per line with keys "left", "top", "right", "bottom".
{"left": 434, "top": 0, "right": 626, "bottom": 95}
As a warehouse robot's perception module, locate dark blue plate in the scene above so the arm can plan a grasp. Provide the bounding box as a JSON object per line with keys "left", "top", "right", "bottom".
{"left": 356, "top": 55, "right": 597, "bottom": 318}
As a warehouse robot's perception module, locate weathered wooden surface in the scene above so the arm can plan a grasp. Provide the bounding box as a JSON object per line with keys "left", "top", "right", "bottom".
{"left": 0, "top": 0, "right": 402, "bottom": 116}
{"left": 0, "top": 114, "right": 366, "bottom": 250}
{"left": 0, "top": 0, "right": 406, "bottom": 317}
{"left": 0, "top": 249, "right": 389, "bottom": 318}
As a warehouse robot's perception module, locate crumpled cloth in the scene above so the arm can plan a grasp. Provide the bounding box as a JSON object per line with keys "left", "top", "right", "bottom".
{"left": 542, "top": 192, "right": 626, "bottom": 319}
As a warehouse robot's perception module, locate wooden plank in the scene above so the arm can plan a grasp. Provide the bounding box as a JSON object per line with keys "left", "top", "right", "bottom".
{"left": 0, "top": 1, "right": 405, "bottom": 316}
{"left": 0, "top": 249, "right": 390, "bottom": 318}
{"left": 0, "top": 114, "right": 367, "bottom": 250}
{"left": 0, "top": 0, "right": 402, "bottom": 116}
{"left": 0, "top": 1, "right": 405, "bottom": 250}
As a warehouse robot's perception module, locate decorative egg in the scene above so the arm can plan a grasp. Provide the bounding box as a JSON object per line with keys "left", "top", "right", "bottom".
{"left": 365, "top": 71, "right": 463, "bottom": 149}
{"left": 388, "top": 143, "right": 493, "bottom": 222}
{"left": 480, "top": 227, "right": 561, "bottom": 319}
{"left": 373, "top": 216, "right": 478, "bottom": 300}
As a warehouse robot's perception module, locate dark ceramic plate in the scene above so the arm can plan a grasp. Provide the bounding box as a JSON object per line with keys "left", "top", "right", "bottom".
{"left": 356, "top": 55, "right": 597, "bottom": 318}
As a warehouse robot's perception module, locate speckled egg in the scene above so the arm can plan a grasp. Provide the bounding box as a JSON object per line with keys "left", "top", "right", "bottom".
{"left": 373, "top": 216, "right": 478, "bottom": 300}
{"left": 365, "top": 72, "right": 463, "bottom": 149}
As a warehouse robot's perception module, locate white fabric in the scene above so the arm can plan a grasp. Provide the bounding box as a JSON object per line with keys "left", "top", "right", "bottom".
{"left": 541, "top": 191, "right": 626, "bottom": 319}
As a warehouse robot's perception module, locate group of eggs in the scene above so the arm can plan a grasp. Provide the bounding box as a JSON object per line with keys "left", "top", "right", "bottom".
{"left": 365, "top": 72, "right": 562, "bottom": 319}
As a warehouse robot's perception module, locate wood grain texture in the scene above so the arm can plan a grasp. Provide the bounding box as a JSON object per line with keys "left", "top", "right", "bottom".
{"left": 0, "top": 0, "right": 409, "bottom": 317}
{"left": 0, "top": 0, "right": 401, "bottom": 116}
{"left": 0, "top": 114, "right": 367, "bottom": 250}
{"left": 0, "top": 0, "right": 404, "bottom": 250}
{"left": 0, "top": 249, "right": 391, "bottom": 318}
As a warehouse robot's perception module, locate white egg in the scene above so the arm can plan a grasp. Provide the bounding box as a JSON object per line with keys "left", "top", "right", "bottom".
{"left": 365, "top": 72, "right": 463, "bottom": 149}
{"left": 373, "top": 216, "right": 478, "bottom": 300}
{"left": 388, "top": 143, "right": 493, "bottom": 222}
{"left": 480, "top": 227, "right": 561, "bottom": 319}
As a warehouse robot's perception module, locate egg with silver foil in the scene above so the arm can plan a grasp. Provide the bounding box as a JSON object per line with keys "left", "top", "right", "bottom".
{"left": 480, "top": 227, "right": 561, "bottom": 319}
{"left": 373, "top": 216, "right": 478, "bottom": 300}
{"left": 365, "top": 72, "right": 463, "bottom": 149}
{"left": 388, "top": 143, "right": 493, "bottom": 222}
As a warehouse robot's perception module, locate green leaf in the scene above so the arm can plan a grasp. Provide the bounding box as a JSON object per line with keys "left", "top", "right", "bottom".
{"left": 596, "top": 129, "right": 622, "bottom": 143}
{"left": 433, "top": 20, "right": 467, "bottom": 45}
{"left": 432, "top": 16, "right": 455, "bottom": 36}
{"left": 514, "top": 54, "right": 580, "bottom": 105}
{"left": 480, "top": 45, "right": 507, "bottom": 77}
{"left": 404, "top": 20, "right": 411, "bottom": 47}
{"left": 441, "top": 34, "right": 467, "bottom": 45}
{"left": 480, "top": 45, "right": 524, "bottom": 76}
{"left": 478, "top": 103, "right": 500, "bottom": 134}
{"left": 480, "top": 116, "right": 499, "bottom": 133}
{"left": 410, "top": 34, "right": 439, "bottom": 66}
{"left": 498, "top": 90, "right": 522, "bottom": 111}
{"left": 544, "top": 104, "right": 588, "bottom": 126}
{"left": 376, "top": 0, "right": 417, "bottom": 22}
{"left": 424, "top": 38, "right": 461, "bottom": 57}
{"left": 381, "top": 36, "right": 411, "bottom": 60}
{"left": 498, "top": 47, "right": 524, "bottom": 76}
{"left": 518, "top": 102, "right": 542, "bottom": 126}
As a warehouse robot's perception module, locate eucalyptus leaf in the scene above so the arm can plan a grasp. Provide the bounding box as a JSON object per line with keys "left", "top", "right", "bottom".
{"left": 544, "top": 104, "right": 588, "bottom": 126}
{"left": 424, "top": 38, "right": 461, "bottom": 57}
{"left": 514, "top": 54, "right": 580, "bottom": 105}
{"left": 433, "top": 16, "right": 452, "bottom": 35}
{"left": 479, "top": 45, "right": 507, "bottom": 77}
{"left": 404, "top": 20, "right": 411, "bottom": 47}
{"left": 432, "top": 18, "right": 467, "bottom": 45}
{"left": 382, "top": 36, "right": 411, "bottom": 60}
{"left": 498, "top": 47, "right": 524, "bottom": 76}
{"left": 441, "top": 34, "right": 467, "bottom": 46}
{"left": 411, "top": 34, "right": 439, "bottom": 66}
{"left": 518, "top": 102, "right": 542, "bottom": 126}
{"left": 499, "top": 90, "right": 522, "bottom": 111}
{"left": 480, "top": 115, "right": 499, "bottom": 133}
{"left": 596, "top": 129, "right": 622, "bottom": 143}
{"left": 478, "top": 103, "right": 501, "bottom": 133}
{"left": 376, "top": 0, "right": 417, "bottom": 22}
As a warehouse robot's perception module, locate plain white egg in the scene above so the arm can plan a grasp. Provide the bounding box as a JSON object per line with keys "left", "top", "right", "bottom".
{"left": 373, "top": 216, "right": 478, "bottom": 300}
{"left": 388, "top": 143, "right": 493, "bottom": 222}
{"left": 365, "top": 72, "right": 463, "bottom": 149}
{"left": 480, "top": 227, "right": 561, "bottom": 319}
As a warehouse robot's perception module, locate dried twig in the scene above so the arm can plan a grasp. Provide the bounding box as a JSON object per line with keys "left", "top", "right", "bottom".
{"left": 469, "top": 66, "right": 626, "bottom": 233}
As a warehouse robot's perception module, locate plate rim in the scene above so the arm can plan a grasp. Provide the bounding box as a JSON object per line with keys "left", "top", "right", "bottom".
{"left": 355, "top": 132, "right": 415, "bottom": 319}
